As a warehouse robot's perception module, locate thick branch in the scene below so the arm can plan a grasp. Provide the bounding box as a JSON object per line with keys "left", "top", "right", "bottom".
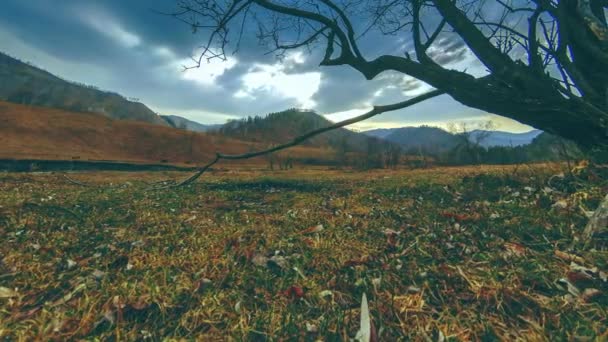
{"left": 528, "top": 8, "right": 544, "bottom": 72}
{"left": 319, "top": 0, "right": 364, "bottom": 59}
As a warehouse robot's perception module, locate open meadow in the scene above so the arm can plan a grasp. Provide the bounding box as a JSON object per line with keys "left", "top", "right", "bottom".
{"left": 0, "top": 164, "right": 607, "bottom": 340}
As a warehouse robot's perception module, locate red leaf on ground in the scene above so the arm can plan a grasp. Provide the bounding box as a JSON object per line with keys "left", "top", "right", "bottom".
{"left": 441, "top": 211, "right": 479, "bottom": 222}
{"left": 283, "top": 285, "right": 305, "bottom": 298}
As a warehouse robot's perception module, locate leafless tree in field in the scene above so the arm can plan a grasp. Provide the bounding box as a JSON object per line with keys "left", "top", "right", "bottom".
{"left": 168, "top": 0, "right": 608, "bottom": 238}
{"left": 171, "top": 0, "right": 607, "bottom": 148}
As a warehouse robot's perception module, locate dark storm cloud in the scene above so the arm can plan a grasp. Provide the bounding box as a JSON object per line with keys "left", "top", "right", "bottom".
{"left": 311, "top": 67, "right": 374, "bottom": 113}
{"left": 427, "top": 36, "right": 470, "bottom": 66}
{"left": 401, "top": 77, "right": 424, "bottom": 92}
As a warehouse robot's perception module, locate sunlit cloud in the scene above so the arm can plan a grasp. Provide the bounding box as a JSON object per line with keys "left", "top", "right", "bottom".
{"left": 179, "top": 57, "right": 238, "bottom": 87}
{"left": 237, "top": 61, "right": 321, "bottom": 108}
{"left": 324, "top": 107, "right": 534, "bottom": 133}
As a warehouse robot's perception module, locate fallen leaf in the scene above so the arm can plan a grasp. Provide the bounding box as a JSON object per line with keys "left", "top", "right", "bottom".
{"left": 318, "top": 290, "right": 333, "bottom": 298}
{"left": 504, "top": 242, "right": 527, "bottom": 257}
{"left": 269, "top": 255, "right": 289, "bottom": 269}
{"left": 344, "top": 255, "right": 372, "bottom": 267}
{"left": 551, "top": 200, "right": 568, "bottom": 211}
{"left": 355, "top": 293, "right": 371, "bottom": 342}
{"left": 66, "top": 259, "right": 77, "bottom": 269}
{"left": 130, "top": 295, "right": 151, "bottom": 310}
{"left": 355, "top": 293, "right": 378, "bottom": 342}
{"left": 558, "top": 278, "right": 580, "bottom": 297}
{"left": 306, "top": 322, "right": 318, "bottom": 333}
{"left": 300, "top": 224, "right": 324, "bottom": 234}
{"left": 554, "top": 250, "right": 585, "bottom": 264}
{"left": 252, "top": 254, "right": 268, "bottom": 267}
{"left": 441, "top": 211, "right": 479, "bottom": 222}
{"left": 92, "top": 270, "right": 106, "bottom": 280}
{"left": 283, "top": 285, "right": 305, "bottom": 298}
{"left": 0, "top": 287, "right": 18, "bottom": 298}
{"left": 581, "top": 288, "right": 601, "bottom": 302}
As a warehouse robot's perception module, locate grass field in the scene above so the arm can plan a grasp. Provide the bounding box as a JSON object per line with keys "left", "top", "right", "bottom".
{"left": 0, "top": 164, "right": 607, "bottom": 340}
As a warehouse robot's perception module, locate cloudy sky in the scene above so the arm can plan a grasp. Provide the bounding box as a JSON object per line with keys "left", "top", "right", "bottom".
{"left": 0, "top": 0, "right": 534, "bottom": 132}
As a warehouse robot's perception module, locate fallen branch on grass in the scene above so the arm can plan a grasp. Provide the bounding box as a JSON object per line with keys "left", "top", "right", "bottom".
{"left": 62, "top": 174, "right": 95, "bottom": 188}
{"left": 156, "top": 89, "right": 445, "bottom": 189}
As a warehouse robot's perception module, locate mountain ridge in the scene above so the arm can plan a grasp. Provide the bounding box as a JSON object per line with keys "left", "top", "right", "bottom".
{"left": 365, "top": 126, "right": 543, "bottom": 150}
{"left": 218, "top": 108, "right": 392, "bottom": 154}
{"left": 0, "top": 52, "right": 168, "bottom": 126}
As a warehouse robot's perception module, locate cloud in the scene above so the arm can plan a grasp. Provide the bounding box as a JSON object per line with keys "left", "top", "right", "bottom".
{"left": 427, "top": 36, "right": 470, "bottom": 66}
{"left": 0, "top": 0, "right": 535, "bottom": 132}
{"left": 76, "top": 6, "right": 142, "bottom": 48}
{"left": 236, "top": 61, "right": 321, "bottom": 108}
{"left": 179, "top": 56, "right": 239, "bottom": 87}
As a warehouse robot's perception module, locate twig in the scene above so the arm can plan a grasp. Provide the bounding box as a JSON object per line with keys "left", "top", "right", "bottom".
{"left": 156, "top": 90, "right": 445, "bottom": 189}
{"left": 62, "top": 174, "right": 95, "bottom": 188}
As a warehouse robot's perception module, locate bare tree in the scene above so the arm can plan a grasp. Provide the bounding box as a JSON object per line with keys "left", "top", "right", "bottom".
{"left": 170, "top": 0, "right": 607, "bottom": 149}
{"left": 448, "top": 120, "right": 496, "bottom": 164}
{"left": 167, "top": 0, "right": 608, "bottom": 239}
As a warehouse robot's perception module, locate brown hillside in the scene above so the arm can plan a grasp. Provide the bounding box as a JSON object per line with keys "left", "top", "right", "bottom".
{"left": 0, "top": 52, "right": 168, "bottom": 126}
{"left": 0, "top": 101, "right": 335, "bottom": 165}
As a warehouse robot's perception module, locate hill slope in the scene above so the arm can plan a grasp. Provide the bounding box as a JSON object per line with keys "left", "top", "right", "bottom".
{"left": 0, "top": 52, "right": 167, "bottom": 126}
{"left": 0, "top": 101, "right": 341, "bottom": 166}
{"left": 162, "top": 115, "right": 222, "bottom": 132}
{"left": 0, "top": 101, "right": 258, "bottom": 164}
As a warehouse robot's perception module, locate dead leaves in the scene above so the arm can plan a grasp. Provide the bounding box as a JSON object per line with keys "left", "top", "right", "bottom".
{"left": 503, "top": 242, "right": 528, "bottom": 258}
{"left": 441, "top": 211, "right": 481, "bottom": 223}
{"left": 1, "top": 166, "right": 607, "bottom": 339}
{"left": 300, "top": 224, "right": 324, "bottom": 235}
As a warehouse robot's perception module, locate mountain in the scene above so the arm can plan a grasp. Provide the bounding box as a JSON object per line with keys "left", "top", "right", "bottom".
{"left": 0, "top": 52, "right": 167, "bottom": 126}
{"left": 162, "top": 115, "right": 222, "bottom": 132}
{"left": 469, "top": 129, "right": 542, "bottom": 147}
{"left": 363, "top": 128, "right": 396, "bottom": 140}
{"left": 366, "top": 126, "right": 461, "bottom": 153}
{"left": 366, "top": 126, "right": 542, "bottom": 151}
{"left": 218, "top": 108, "right": 390, "bottom": 153}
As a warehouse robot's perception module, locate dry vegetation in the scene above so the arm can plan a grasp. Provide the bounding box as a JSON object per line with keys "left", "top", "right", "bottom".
{"left": 0, "top": 164, "right": 606, "bottom": 340}
{"left": 0, "top": 101, "right": 336, "bottom": 166}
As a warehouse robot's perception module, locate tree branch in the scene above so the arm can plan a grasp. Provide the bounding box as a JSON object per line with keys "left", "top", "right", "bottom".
{"left": 413, "top": 0, "right": 437, "bottom": 65}
{"left": 161, "top": 89, "right": 445, "bottom": 188}
{"left": 432, "top": 0, "right": 518, "bottom": 73}
{"left": 252, "top": 0, "right": 356, "bottom": 62}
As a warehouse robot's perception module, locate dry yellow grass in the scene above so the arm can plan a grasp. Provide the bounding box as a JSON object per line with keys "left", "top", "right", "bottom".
{"left": 0, "top": 164, "right": 606, "bottom": 340}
